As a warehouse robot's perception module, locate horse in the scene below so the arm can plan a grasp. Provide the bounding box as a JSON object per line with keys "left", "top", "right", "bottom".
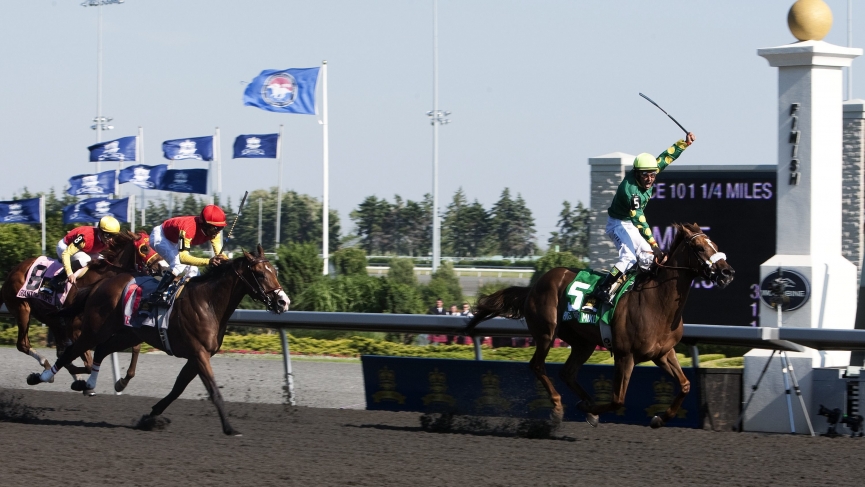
{"left": 466, "top": 223, "right": 735, "bottom": 428}
{"left": 27, "top": 244, "right": 290, "bottom": 436}
{"left": 1, "top": 230, "right": 163, "bottom": 389}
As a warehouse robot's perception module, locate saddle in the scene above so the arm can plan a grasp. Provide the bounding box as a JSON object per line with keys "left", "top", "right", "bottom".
{"left": 16, "top": 256, "right": 74, "bottom": 306}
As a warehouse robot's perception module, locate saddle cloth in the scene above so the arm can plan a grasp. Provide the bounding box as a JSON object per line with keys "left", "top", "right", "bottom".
{"left": 561, "top": 269, "right": 637, "bottom": 348}
{"left": 121, "top": 276, "right": 183, "bottom": 329}
{"left": 15, "top": 256, "right": 71, "bottom": 306}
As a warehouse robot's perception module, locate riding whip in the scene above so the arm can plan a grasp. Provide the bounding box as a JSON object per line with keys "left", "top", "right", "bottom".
{"left": 218, "top": 190, "right": 248, "bottom": 255}
{"left": 638, "top": 93, "right": 689, "bottom": 135}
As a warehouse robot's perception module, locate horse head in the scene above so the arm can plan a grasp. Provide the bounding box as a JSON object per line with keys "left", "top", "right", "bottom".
{"left": 236, "top": 244, "right": 290, "bottom": 313}
{"left": 133, "top": 231, "right": 168, "bottom": 276}
{"left": 676, "top": 223, "right": 735, "bottom": 289}
{"left": 101, "top": 230, "right": 141, "bottom": 271}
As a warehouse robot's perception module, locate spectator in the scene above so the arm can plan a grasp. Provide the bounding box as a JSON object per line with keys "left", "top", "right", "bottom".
{"left": 448, "top": 305, "right": 459, "bottom": 315}
{"left": 446, "top": 304, "right": 460, "bottom": 343}
{"left": 459, "top": 302, "right": 473, "bottom": 318}
{"left": 427, "top": 298, "right": 448, "bottom": 345}
{"left": 455, "top": 303, "right": 475, "bottom": 345}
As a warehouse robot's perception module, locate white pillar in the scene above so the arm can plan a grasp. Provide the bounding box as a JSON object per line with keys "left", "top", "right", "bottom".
{"left": 321, "top": 60, "right": 330, "bottom": 275}
{"left": 756, "top": 41, "right": 861, "bottom": 367}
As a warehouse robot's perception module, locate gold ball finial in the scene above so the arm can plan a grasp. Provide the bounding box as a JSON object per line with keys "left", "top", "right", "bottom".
{"left": 788, "top": 0, "right": 833, "bottom": 41}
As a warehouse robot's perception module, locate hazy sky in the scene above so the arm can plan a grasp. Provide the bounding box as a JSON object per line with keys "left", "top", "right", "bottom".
{"left": 1, "top": 0, "right": 862, "bottom": 246}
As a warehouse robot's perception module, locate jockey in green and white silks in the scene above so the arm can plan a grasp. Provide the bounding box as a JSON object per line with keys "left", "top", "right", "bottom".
{"left": 582, "top": 132, "right": 695, "bottom": 314}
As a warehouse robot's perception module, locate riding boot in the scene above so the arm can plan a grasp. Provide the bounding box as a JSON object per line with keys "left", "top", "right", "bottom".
{"left": 40, "top": 270, "right": 68, "bottom": 296}
{"left": 149, "top": 274, "right": 176, "bottom": 309}
{"left": 581, "top": 268, "right": 622, "bottom": 314}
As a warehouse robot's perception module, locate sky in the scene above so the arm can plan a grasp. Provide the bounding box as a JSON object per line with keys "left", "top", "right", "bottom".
{"left": 1, "top": 0, "right": 862, "bottom": 247}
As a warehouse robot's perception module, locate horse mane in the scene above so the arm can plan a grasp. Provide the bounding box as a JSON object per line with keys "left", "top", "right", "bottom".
{"left": 99, "top": 230, "right": 138, "bottom": 263}
{"left": 668, "top": 222, "right": 702, "bottom": 254}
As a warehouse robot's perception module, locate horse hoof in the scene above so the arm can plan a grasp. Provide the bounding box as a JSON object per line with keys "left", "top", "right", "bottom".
{"left": 70, "top": 380, "right": 87, "bottom": 392}
{"left": 83, "top": 388, "right": 96, "bottom": 397}
{"left": 26, "top": 373, "right": 43, "bottom": 386}
{"left": 224, "top": 429, "right": 242, "bottom": 437}
{"left": 585, "top": 413, "right": 599, "bottom": 428}
{"left": 114, "top": 379, "right": 128, "bottom": 393}
{"left": 135, "top": 415, "right": 171, "bottom": 431}
{"left": 650, "top": 415, "right": 665, "bottom": 429}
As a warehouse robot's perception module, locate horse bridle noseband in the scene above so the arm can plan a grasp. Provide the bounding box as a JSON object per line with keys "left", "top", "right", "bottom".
{"left": 656, "top": 233, "right": 727, "bottom": 280}
{"left": 233, "top": 258, "right": 285, "bottom": 313}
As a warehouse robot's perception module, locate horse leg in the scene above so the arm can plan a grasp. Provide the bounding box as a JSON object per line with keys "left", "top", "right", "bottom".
{"left": 116, "top": 343, "right": 142, "bottom": 393}
{"left": 528, "top": 332, "right": 565, "bottom": 424}
{"left": 588, "top": 353, "right": 635, "bottom": 417}
{"left": 194, "top": 350, "right": 240, "bottom": 436}
{"left": 73, "top": 332, "right": 142, "bottom": 395}
{"left": 11, "top": 300, "right": 53, "bottom": 380}
{"left": 650, "top": 348, "right": 691, "bottom": 429}
{"left": 557, "top": 335, "right": 601, "bottom": 426}
{"left": 146, "top": 359, "right": 199, "bottom": 419}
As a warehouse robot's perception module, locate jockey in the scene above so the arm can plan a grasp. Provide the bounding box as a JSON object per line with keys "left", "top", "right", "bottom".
{"left": 40, "top": 216, "right": 121, "bottom": 295}
{"left": 148, "top": 204, "right": 230, "bottom": 305}
{"left": 582, "top": 132, "right": 696, "bottom": 314}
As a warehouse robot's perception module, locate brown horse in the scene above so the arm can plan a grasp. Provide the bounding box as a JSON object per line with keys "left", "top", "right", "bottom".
{"left": 1, "top": 230, "right": 163, "bottom": 387}
{"left": 27, "top": 244, "right": 290, "bottom": 436}
{"left": 466, "top": 223, "right": 735, "bottom": 428}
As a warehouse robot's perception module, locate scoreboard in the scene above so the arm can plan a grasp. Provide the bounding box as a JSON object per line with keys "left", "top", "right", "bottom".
{"left": 647, "top": 165, "right": 776, "bottom": 326}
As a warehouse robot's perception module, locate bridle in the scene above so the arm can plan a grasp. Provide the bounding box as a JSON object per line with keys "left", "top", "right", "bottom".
{"left": 655, "top": 232, "right": 727, "bottom": 282}
{"left": 233, "top": 257, "right": 285, "bottom": 313}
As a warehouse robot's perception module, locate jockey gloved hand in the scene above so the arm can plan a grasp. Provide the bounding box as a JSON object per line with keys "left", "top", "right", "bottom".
{"left": 209, "top": 255, "right": 229, "bottom": 267}
{"left": 652, "top": 246, "right": 665, "bottom": 264}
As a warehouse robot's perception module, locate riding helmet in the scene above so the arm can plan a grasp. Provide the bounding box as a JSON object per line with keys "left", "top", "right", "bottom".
{"left": 98, "top": 216, "right": 121, "bottom": 234}
{"left": 200, "top": 204, "right": 228, "bottom": 227}
{"left": 633, "top": 153, "right": 660, "bottom": 172}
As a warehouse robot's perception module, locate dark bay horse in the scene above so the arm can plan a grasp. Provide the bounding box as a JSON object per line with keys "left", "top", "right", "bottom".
{"left": 27, "top": 245, "right": 290, "bottom": 436}
{"left": 466, "top": 223, "right": 734, "bottom": 428}
{"left": 1, "top": 230, "right": 162, "bottom": 385}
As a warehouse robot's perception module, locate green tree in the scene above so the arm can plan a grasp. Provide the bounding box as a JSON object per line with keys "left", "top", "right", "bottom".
{"left": 275, "top": 242, "right": 322, "bottom": 299}
{"left": 378, "top": 278, "right": 425, "bottom": 314}
{"left": 331, "top": 248, "right": 367, "bottom": 276}
{"left": 548, "top": 200, "right": 590, "bottom": 260}
{"left": 442, "top": 188, "right": 491, "bottom": 257}
{"left": 490, "top": 188, "right": 536, "bottom": 257}
{"left": 530, "top": 249, "right": 586, "bottom": 285}
{"left": 421, "top": 261, "right": 463, "bottom": 308}
{"left": 388, "top": 257, "right": 417, "bottom": 286}
{"left": 350, "top": 195, "right": 391, "bottom": 254}
{"left": 0, "top": 224, "right": 41, "bottom": 278}
{"left": 350, "top": 194, "right": 431, "bottom": 256}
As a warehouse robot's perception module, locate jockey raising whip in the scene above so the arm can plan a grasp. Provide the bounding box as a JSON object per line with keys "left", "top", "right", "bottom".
{"left": 581, "top": 128, "right": 696, "bottom": 315}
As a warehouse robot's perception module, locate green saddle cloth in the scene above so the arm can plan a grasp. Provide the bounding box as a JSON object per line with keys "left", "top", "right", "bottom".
{"left": 561, "top": 269, "right": 637, "bottom": 326}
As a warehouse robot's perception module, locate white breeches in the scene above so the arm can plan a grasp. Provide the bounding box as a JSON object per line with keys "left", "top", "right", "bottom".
{"left": 150, "top": 226, "right": 199, "bottom": 278}
{"left": 605, "top": 218, "right": 655, "bottom": 273}
{"left": 55, "top": 240, "right": 95, "bottom": 272}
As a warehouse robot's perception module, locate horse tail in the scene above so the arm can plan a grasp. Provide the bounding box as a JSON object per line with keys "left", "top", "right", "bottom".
{"left": 465, "top": 286, "right": 530, "bottom": 334}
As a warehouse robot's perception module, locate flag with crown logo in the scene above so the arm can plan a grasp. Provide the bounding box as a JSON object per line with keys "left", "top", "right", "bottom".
{"left": 157, "top": 169, "right": 208, "bottom": 194}
{"left": 63, "top": 197, "right": 129, "bottom": 224}
{"left": 0, "top": 198, "right": 41, "bottom": 224}
{"left": 232, "top": 133, "right": 279, "bottom": 159}
{"left": 162, "top": 136, "right": 213, "bottom": 161}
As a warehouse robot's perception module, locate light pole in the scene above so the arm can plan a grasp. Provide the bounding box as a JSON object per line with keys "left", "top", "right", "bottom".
{"left": 428, "top": 0, "right": 451, "bottom": 272}
{"left": 82, "top": 0, "right": 124, "bottom": 173}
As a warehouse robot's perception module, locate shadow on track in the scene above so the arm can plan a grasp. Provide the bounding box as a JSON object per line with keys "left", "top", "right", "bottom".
{"left": 349, "top": 413, "right": 577, "bottom": 442}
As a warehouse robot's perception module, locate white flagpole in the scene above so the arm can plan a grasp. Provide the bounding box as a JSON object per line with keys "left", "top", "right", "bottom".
{"left": 139, "top": 125, "right": 145, "bottom": 226}
{"left": 40, "top": 195, "right": 45, "bottom": 255}
{"left": 129, "top": 194, "right": 135, "bottom": 232}
{"left": 275, "top": 124, "right": 284, "bottom": 250}
{"left": 216, "top": 127, "right": 222, "bottom": 204}
{"left": 322, "top": 60, "right": 329, "bottom": 275}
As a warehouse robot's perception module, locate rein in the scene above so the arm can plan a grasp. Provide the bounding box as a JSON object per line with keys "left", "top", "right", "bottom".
{"left": 231, "top": 258, "right": 282, "bottom": 311}
{"left": 654, "top": 233, "right": 726, "bottom": 275}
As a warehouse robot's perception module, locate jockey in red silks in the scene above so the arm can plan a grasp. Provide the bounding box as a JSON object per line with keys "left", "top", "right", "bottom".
{"left": 40, "top": 216, "right": 121, "bottom": 295}
{"left": 148, "top": 204, "right": 230, "bottom": 305}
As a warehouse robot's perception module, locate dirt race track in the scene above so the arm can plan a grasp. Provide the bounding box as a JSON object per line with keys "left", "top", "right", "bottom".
{"left": 0, "top": 388, "right": 862, "bottom": 487}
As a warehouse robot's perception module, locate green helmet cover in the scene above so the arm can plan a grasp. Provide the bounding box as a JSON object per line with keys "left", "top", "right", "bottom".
{"left": 633, "top": 153, "right": 659, "bottom": 172}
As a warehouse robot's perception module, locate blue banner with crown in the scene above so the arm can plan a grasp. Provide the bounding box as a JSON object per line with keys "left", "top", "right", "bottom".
{"left": 361, "top": 356, "right": 701, "bottom": 428}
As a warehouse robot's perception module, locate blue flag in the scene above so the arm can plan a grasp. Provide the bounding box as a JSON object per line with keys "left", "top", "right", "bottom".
{"left": 0, "top": 197, "right": 41, "bottom": 224}
{"left": 158, "top": 169, "right": 208, "bottom": 195}
{"left": 118, "top": 164, "right": 168, "bottom": 190}
{"left": 88, "top": 136, "right": 137, "bottom": 162}
{"left": 232, "top": 133, "right": 279, "bottom": 159}
{"left": 67, "top": 170, "right": 116, "bottom": 196}
{"left": 243, "top": 67, "right": 320, "bottom": 114}
{"left": 63, "top": 197, "right": 129, "bottom": 224}
{"left": 162, "top": 136, "right": 214, "bottom": 161}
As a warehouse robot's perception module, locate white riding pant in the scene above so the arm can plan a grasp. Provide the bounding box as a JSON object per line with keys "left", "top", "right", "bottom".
{"left": 605, "top": 217, "right": 655, "bottom": 274}
{"left": 150, "top": 226, "right": 200, "bottom": 278}
{"left": 55, "top": 239, "right": 96, "bottom": 272}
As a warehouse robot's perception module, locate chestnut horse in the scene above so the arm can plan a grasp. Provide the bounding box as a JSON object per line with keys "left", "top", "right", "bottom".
{"left": 1, "top": 230, "right": 162, "bottom": 387}
{"left": 27, "top": 245, "right": 290, "bottom": 436}
{"left": 466, "top": 223, "right": 735, "bottom": 428}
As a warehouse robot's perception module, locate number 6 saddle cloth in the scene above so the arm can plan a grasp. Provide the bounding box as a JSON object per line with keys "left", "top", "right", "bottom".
{"left": 15, "top": 256, "right": 72, "bottom": 306}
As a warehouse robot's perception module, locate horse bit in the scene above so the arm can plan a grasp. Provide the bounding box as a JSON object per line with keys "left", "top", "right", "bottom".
{"left": 233, "top": 258, "right": 284, "bottom": 313}
{"left": 655, "top": 233, "right": 727, "bottom": 279}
